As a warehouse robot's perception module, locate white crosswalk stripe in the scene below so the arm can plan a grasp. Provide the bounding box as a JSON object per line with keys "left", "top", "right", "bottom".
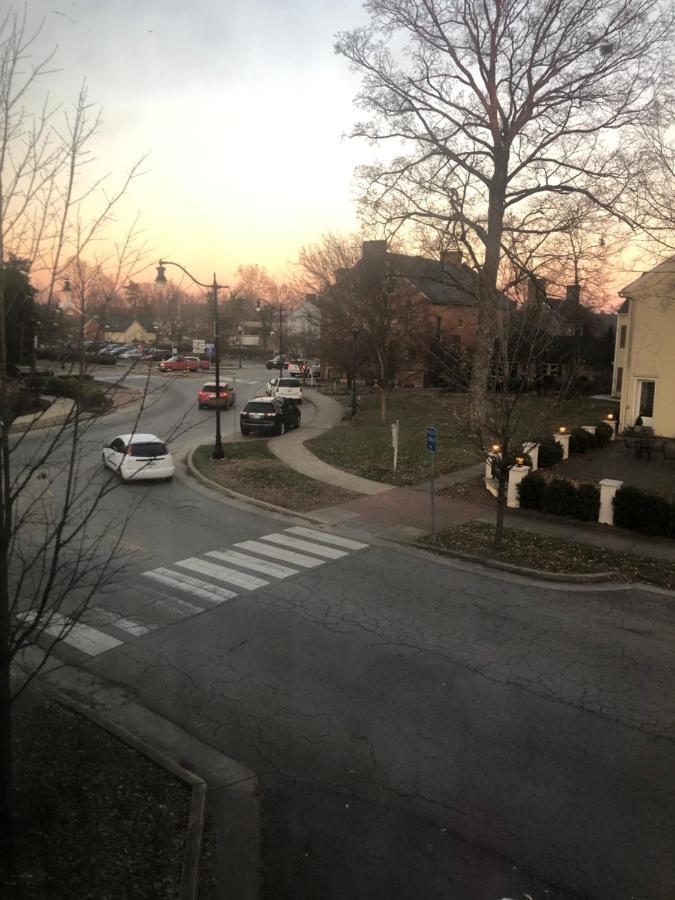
{"left": 259, "top": 532, "right": 348, "bottom": 559}
{"left": 143, "top": 567, "right": 237, "bottom": 604}
{"left": 234, "top": 539, "right": 325, "bottom": 568}
{"left": 205, "top": 549, "right": 298, "bottom": 579}
{"left": 285, "top": 526, "right": 368, "bottom": 551}
{"left": 18, "top": 611, "right": 122, "bottom": 656}
{"left": 175, "top": 557, "right": 269, "bottom": 590}
{"left": 82, "top": 608, "right": 154, "bottom": 637}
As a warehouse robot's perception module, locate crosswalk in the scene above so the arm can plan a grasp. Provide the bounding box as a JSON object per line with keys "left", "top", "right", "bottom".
{"left": 21, "top": 527, "right": 368, "bottom": 658}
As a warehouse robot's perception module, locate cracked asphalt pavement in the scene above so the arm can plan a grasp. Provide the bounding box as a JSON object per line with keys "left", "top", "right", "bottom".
{"left": 77, "top": 539, "right": 675, "bottom": 899}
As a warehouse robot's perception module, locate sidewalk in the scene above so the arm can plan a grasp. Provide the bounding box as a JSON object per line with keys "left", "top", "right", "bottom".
{"left": 267, "top": 388, "right": 675, "bottom": 561}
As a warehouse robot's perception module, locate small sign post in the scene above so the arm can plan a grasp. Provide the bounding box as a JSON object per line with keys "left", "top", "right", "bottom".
{"left": 391, "top": 420, "right": 400, "bottom": 472}
{"left": 426, "top": 426, "right": 438, "bottom": 539}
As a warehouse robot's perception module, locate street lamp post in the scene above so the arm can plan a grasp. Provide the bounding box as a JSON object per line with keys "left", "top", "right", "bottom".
{"left": 238, "top": 324, "right": 243, "bottom": 369}
{"left": 156, "top": 259, "right": 226, "bottom": 460}
{"left": 256, "top": 299, "right": 283, "bottom": 378}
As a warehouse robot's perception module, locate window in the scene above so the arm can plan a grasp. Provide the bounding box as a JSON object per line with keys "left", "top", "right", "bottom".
{"left": 129, "top": 442, "right": 168, "bottom": 458}
{"left": 615, "top": 367, "right": 623, "bottom": 395}
{"left": 638, "top": 380, "right": 655, "bottom": 418}
{"left": 542, "top": 363, "right": 559, "bottom": 377}
{"left": 619, "top": 325, "right": 627, "bottom": 349}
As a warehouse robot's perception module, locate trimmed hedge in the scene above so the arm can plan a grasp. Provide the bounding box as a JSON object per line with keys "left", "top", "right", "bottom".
{"left": 536, "top": 436, "right": 564, "bottom": 468}
{"left": 38, "top": 349, "right": 117, "bottom": 366}
{"left": 569, "top": 427, "right": 596, "bottom": 454}
{"left": 518, "top": 472, "right": 600, "bottom": 522}
{"left": 594, "top": 422, "right": 613, "bottom": 448}
{"left": 613, "top": 485, "right": 675, "bottom": 537}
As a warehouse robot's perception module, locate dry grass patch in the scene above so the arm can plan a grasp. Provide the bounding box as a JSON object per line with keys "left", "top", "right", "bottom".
{"left": 193, "top": 441, "right": 358, "bottom": 511}
{"left": 425, "top": 521, "right": 675, "bottom": 589}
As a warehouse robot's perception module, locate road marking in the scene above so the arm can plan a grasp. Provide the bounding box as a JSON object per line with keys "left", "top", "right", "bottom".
{"left": 260, "top": 533, "right": 348, "bottom": 559}
{"left": 18, "top": 611, "right": 122, "bottom": 656}
{"left": 285, "top": 526, "right": 368, "bottom": 551}
{"left": 175, "top": 557, "right": 269, "bottom": 590}
{"left": 205, "top": 549, "right": 298, "bottom": 579}
{"left": 234, "top": 540, "right": 324, "bottom": 568}
{"left": 143, "top": 567, "right": 236, "bottom": 604}
{"left": 82, "top": 608, "right": 153, "bottom": 637}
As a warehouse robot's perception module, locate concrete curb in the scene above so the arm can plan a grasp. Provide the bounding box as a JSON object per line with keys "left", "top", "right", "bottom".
{"left": 403, "top": 540, "right": 618, "bottom": 583}
{"left": 185, "top": 445, "right": 331, "bottom": 526}
{"left": 29, "top": 660, "right": 260, "bottom": 900}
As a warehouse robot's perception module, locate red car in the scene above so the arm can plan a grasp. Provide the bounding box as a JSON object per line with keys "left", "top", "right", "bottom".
{"left": 157, "top": 355, "right": 199, "bottom": 373}
{"left": 197, "top": 381, "right": 236, "bottom": 409}
{"left": 186, "top": 356, "right": 211, "bottom": 371}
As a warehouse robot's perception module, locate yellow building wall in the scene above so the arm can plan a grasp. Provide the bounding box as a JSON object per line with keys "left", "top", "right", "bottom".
{"left": 619, "top": 289, "right": 675, "bottom": 437}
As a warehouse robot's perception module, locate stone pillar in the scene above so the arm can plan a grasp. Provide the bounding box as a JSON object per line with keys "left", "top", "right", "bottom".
{"left": 485, "top": 455, "right": 496, "bottom": 481}
{"left": 523, "top": 442, "right": 540, "bottom": 471}
{"left": 603, "top": 418, "right": 617, "bottom": 440}
{"left": 599, "top": 478, "right": 623, "bottom": 525}
{"left": 507, "top": 465, "right": 529, "bottom": 508}
{"left": 554, "top": 432, "right": 570, "bottom": 460}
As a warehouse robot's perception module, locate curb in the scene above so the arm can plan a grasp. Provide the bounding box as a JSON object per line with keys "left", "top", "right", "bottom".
{"left": 185, "top": 445, "right": 330, "bottom": 525}
{"left": 30, "top": 675, "right": 207, "bottom": 900}
{"left": 24, "top": 659, "right": 260, "bottom": 900}
{"left": 403, "top": 540, "right": 618, "bottom": 583}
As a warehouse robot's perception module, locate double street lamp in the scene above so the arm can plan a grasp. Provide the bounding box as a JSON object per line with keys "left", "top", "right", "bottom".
{"left": 255, "top": 298, "right": 284, "bottom": 378}
{"left": 155, "top": 259, "right": 226, "bottom": 460}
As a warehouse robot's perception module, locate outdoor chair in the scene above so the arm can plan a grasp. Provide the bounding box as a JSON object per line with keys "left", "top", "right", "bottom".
{"left": 623, "top": 437, "right": 639, "bottom": 458}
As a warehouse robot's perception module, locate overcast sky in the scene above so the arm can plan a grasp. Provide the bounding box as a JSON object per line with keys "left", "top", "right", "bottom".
{"left": 26, "top": 0, "right": 372, "bottom": 287}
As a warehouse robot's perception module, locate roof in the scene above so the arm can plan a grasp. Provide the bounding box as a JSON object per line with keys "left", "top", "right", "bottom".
{"left": 116, "top": 433, "right": 165, "bottom": 444}
{"left": 104, "top": 317, "right": 156, "bottom": 333}
{"left": 619, "top": 256, "right": 675, "bottom": 296}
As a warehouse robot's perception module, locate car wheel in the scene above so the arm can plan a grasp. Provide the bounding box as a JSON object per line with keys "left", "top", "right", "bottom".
{"left": 165, "top": 476, "right": 173, "bottom": 483}
{"left": 277, "top": 421, "right": 286, "bottom": 436}
{"left": 241, "top": 427, "right": 250, "bottom": 436}
{"left": 298, "top": 399, "right": 302, "bottom": 405}
{"left": 198, "top": 403, "right": 204, "bottom": 410}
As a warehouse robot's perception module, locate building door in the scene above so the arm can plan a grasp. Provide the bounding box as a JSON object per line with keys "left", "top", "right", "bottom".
{"left": 635, "top": 379, "right": 656, "bottom": 427}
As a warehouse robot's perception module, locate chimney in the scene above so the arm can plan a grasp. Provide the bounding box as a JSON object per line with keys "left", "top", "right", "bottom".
{"left": 527, "top": 277, "right": 547, "bottom": 303}
{"left": 362, "top": 240, "right": 388, "bottom": 259}
{"left": 565, "top": 283, "right": 581, "bottom": 305}
{"left": 441, "top": 250, "right": 462, "bottom": 266}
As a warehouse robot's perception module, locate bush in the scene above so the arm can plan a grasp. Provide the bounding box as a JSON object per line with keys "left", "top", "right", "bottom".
{"left": 569, "top": 427, "right": 596, "bottom": 454}
{"left": 537, "top": 436, "right": 564, "bottom": 468}
{"left": 79, "top": 386, "right": 110, "bottom": 410}
{"left": 573, "top": 483, "right": 601, "bottom": 521}
{"left": 543, "top": 478, "right": 577, "bottom": 517}
{"left": 518, "top": 471, "right": 546, "bottom": 510}
{"left": 594, "top": 422, "right": 613, "bottom": 448}
{"left": 614, "top": 485, "right": 674, "bottom": 537}
{"left": 38, "top": 349, "right": 117, "bottom": 366}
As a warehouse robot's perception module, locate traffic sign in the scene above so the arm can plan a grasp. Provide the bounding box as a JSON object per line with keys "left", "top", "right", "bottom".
{"left": 426, "top": 426, "right": 438, "bottom": 453}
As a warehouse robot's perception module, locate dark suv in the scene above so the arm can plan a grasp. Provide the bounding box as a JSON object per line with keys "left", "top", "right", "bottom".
{"left": 240, "top": 397, "right": 301, "bottom": 436}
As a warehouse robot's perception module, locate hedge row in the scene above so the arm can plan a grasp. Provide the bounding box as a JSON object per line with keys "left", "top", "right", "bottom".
{"left": 532, "top": 421, "right": 613, "bottom": 469}
{"left": 518, "top": 472, "right": 600, "bottom": 521}
{"left": 613, "top": 486, "right": 675, "bottom": 537}
{"left": 38, "top": 349, "right": 117, "bottom": 366}
{"left": 19, "top": 375, "right": 110, "bottom": 410}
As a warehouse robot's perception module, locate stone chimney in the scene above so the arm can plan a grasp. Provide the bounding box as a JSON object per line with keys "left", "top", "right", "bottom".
{"left": 565, "top": 283, "right": 581, "bottom": 305}
{"left": 527, "top": 277, "right": 547, "bottom": 304}
{"left": 441, "top": 250, "right": 463, "bottom": 266}
{"left": 361, "top": 240, "right": 388, "bottom": 259}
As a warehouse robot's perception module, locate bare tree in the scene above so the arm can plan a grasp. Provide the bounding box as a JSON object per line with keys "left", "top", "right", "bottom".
{"left": 336, "top": 0, "right": 674, "bottom": 433}
{"left": 0, "top": 9, "right": 149, "bottom": 846}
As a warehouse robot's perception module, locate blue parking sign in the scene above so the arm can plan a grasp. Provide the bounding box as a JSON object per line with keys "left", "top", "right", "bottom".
{"left": 426, "top": 426, "right": 438, "bottom": 453}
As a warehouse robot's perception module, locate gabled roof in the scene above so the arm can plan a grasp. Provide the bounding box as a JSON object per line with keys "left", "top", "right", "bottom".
{"left": 104, "top": 317, "right": 156, "bottom": 333}
{"left": 619, "top": 256, "right": 675, "bottom": 296}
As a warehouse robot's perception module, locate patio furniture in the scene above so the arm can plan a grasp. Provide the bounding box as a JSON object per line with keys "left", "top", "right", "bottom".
{"left": 623, "top": 436, "right": 639, "bottom": 458}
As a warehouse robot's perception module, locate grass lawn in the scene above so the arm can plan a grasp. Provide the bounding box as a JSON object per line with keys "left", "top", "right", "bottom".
{"left": 192, "top": 440, "right": 358, "bottom": 511}
{"left": 307, "top": 389, "right": 619, "bottom": 486}
{"left": 424, "top": 521, "right": 675, "bottom": 590}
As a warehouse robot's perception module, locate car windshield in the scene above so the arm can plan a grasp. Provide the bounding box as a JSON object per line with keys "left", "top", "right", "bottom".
{"left": 279, "top": 379, "right": 300, "bottom": 387}
{"left": 129, "top": 442, "right": 168, "bottom": 457}
{"left": 245, "top": 402, "right": 273, "bottom": 412}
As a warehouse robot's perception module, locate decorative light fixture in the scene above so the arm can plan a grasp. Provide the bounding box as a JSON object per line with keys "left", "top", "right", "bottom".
{"left": 491, "top": 443, "right": 501, "bottom": 453}
{"left": 606, "top": 412, "right": 614, "bottom": 421}
{"left": 558, "top": 426, "right": 567, "bottom": 434}
{"left": 515, "top": 456, "right": 525, "bottom": 466}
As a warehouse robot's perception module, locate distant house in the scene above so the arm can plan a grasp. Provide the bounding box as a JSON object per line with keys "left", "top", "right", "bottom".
{"left": 101, "top": 318, "right": 156, "bottom": 344}
{"left": 612, "top": 258, "right": 675, "bottom": 437}
{"left": 285, "top": 295, "right": 320, "bottom": 356}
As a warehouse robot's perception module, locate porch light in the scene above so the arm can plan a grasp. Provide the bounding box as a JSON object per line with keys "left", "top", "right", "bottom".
{"left": 491, "top": 443, "right": 501, "bottom": 454}
{"left": 606, "top": 412, "right": 614, "bottom": 421}
{"left": 558, "top": 426, "right": 567, "bottom": 434}
{"left": 515, "top": 456, "right": 525, "bottom": 466}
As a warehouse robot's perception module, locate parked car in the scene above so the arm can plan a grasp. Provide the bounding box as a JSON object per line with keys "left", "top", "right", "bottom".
{"left": 143, "top": 349, "right": 172, "bottom": 362}
{"left": 285, "top": 359, "right": 306, "bottom": 377}
{"left": 101, "top": 433, "right": 175, "bottom": 482}
{"left": 157, "top": 355, "right": 199, "bottom": 373}
{"left": 97, "top": 343, "right": 122, "bottom": 356}
{"left": 240, "top": 397, "right": 301, "bottom": 436}
{"left": 265, "top": 355, "right": 286, "bottom": 370}
{"left": 118, "top": 349, "right": 143, "bottom": 360}
{"left": 307, "top": 361, "right": 321, "bottom": 378}
{"left": 185, "top": 355, "right": 211, "bottom": 371}
{"left": 198, "top": 381, "right": 236, "bottom": 409}
{"left": 265, "top": 376, "right": 303, "bottom": 404}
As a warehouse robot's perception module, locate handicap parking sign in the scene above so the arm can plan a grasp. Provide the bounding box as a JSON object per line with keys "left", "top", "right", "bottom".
{"left": 426, "top": 426, "right": 438, "bottom": 453}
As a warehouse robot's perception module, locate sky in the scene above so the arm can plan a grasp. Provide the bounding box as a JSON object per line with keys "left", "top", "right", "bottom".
{"left": 25, "top": 0, "right": 372, "bottom": 288}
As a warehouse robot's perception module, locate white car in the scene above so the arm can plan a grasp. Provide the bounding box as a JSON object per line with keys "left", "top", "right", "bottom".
{"left": 118, "top": 349, "right": 143, "bottom": 360}
{"left": 102, "top": 433, "right": 175, "bottom": 482}
{"left": 265, "top": 377, "right": 303, "bottom": 404}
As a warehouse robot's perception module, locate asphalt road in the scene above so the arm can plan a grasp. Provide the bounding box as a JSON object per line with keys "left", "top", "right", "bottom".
{"left": 17, "top": 364, "right": 675, "bottom": 900}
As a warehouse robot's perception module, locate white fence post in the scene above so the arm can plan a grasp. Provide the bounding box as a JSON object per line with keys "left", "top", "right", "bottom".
{"left": 554, "top": 432, "right": 571, "bottom": 460}
{"left": 507, "top": 465, "right": 529, "bottom": 508}
{"left": 598, "top": 478, "right": 623, "bottom": 525}
{"left": 603, "top": 418, "right": 617, "bottom": 440}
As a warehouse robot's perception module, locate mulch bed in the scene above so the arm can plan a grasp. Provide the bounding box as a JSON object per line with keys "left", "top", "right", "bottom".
{"left": 3, "top": 694, "right": 200, "bottom": 899}
{"left": 427, "top": 521, "right": 675, "bottom": 589}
